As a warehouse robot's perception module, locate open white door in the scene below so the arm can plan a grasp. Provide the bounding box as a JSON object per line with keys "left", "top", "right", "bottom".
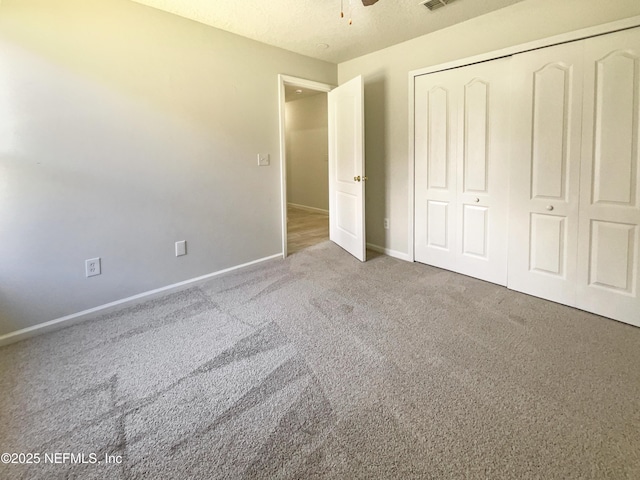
{"left": 328, "top": 75, "right": 366, "bottom": 261}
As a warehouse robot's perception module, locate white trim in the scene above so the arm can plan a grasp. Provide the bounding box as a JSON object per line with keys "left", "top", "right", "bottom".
{"left": 279, "top": 75, "right": 335, "bottom": 93}
{"left": 407, "top": 69, "right": 416, "bottom": 263}
{"left": 278, "top": 76, "right": 288, "bottom": 259}
{"left": 287, "top": 203, "right": 329, "bottom": 215}
{"left": 277, "top": 74, "right": 334, "bottom": 260}
{"left": 0, "top": 253, "right": 282, "bottom": 347}
{"left": 407, "top": 15, "right": 640, "bottom": 266}
{"left": 367, "top": 243, "right": 412, "bottom": 262}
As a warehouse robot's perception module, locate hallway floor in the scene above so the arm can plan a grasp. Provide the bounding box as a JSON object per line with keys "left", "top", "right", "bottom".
{"left": 287, "top": 205, "right": 329, "bottom": 255}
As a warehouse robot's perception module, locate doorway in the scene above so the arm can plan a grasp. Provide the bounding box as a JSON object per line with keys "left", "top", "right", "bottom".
{"left": 278, "top": 75, "right": 333, "bottom": 257}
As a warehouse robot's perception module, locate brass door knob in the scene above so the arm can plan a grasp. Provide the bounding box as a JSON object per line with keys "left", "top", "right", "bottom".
{"left": 354, "top": 175, "right": 361, "bottom": 182}
{"left": 363, "top": 176, "right": 368, "bottom": 181}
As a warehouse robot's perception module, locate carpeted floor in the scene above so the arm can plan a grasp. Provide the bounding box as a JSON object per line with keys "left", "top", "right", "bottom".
{"left": 1, "top": 241, "right": 639, "bottom": 479}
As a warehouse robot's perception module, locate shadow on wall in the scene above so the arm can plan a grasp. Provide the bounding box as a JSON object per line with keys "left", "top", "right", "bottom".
{"left": 0, "top": 0, "right": 273, "bottom": 138}
{"left": 0, "top": 0, "right": 336, "bottom": 337}
{"left": 362, "top": 72, "right": 388, "bottom": 249}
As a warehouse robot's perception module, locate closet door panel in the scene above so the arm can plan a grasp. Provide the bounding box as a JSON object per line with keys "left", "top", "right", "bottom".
{"left": 589, "top": 221, "right": 636, "bottom": 292}
{"left": 577, "top": 27, "right": 640, "bottom": 327}
{"left": 427, "top": 87, "right": 450, "bottom": 190}
{"left": 531, "top": 64, "right": 572, "bottom": 200}
{"left": 414, "top": 70, "right": 459, "bottom": 271}
{"left": 456, "top": 59, "right": 511, "bottom": 285}
{"left": 414, "top": 58, "right": 510, "bottom": 285}
{"left": 462, "top": 205, "right": 489, "bottom": 257}
{"left": 507, "top": 41, "right": 584, "bottom": 306}
{"left": 463, "top": 79, "right": 489, "bottom": 193}
{"left": 529, "top": 214, "right": 566, "bottom": 276}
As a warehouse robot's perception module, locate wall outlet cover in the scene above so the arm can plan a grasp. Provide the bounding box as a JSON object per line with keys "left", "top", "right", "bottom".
{"left": 175, "top": 240, "right": 187, "bottom": 256}
{"left": 86, "top": 257, "right": 101, "bottom": 277}
{"left": 258, "top": 153, "right": 270, "bottom": 166}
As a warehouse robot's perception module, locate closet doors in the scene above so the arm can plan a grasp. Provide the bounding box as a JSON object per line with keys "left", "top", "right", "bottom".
{"left": 414, "top": 58, "right": 511, "bottom": 285}
{"left": 576, "top": 28, "right": 640, "bottom": 325}
{"left": 414, "top": 26, "right": 640, "bottom": 326}
{"left": 507, "top": 41, "right": 585, "bottom": 306}
{"left": 414, "top": 67, "right": 459, "bottom": 274}
{"left": 508, "top": 27, "right": 640, "bottom": 327}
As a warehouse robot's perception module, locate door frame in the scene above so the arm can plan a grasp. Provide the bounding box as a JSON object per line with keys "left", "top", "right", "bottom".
{"left": 278, "top": 75, "right": 334, "bottom": 258}
{"left": 407, "top": 15, "right": 640, "bottom": 263}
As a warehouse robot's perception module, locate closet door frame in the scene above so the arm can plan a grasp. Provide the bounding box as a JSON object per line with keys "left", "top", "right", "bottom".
{"left": 408, "top": 15, "right": 640, "bottom": 263}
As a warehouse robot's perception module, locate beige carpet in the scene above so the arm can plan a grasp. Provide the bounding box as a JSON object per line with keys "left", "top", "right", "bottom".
{"left": 1, "top": 241, "right": 639, "bottom": 479}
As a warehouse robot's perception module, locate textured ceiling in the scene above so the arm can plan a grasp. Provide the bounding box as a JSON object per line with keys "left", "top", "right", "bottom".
{"left": 129, "top": 0, "right": 526, "bottom": 63}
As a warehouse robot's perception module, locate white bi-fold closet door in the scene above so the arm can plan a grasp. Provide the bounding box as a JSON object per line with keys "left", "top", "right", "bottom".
{"left": 577, "top": 28, "right": 640, "bottom": 324}
{"left": 507, "top": 41, "right": 585, "bottom": 306}
{"left": 414, "top": 58, "right": 511, "bottom": 286}
{"left": 414, "top": 26, "right": 640, "bottom": 327}
{"left": 509, "top": 27, "right": 640, "bottom": 327}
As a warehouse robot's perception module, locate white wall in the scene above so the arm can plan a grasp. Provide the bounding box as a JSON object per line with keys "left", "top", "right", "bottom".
{"left": 285, "top": 93, "right": 328, "bottom": 211}
{"left": 338, "top": 0, "right": 640, "bottom": 257}
{"left": 0, "top": 0, "right": 336, "bottom": 336}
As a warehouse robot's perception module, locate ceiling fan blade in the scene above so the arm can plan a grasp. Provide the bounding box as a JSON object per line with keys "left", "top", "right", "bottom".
{"left": 362, "top": 0, "right": 380, "bottom": 5}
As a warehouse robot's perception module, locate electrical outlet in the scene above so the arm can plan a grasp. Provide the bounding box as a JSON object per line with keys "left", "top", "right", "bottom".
{"left": 85, "top": 257, "right": 101, "bottom": 277}
{"left": 257, "top": 153, "right": 270, "bottom": 166}
{"left": 383, "top": 218, "right": 390, "bottom": 230}
{"left": 175, "top": 240, "right": 187, "bottom": 257}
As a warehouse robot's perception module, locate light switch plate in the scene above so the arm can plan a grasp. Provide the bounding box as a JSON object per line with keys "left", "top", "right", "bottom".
{"left": 258, "top": 154, "right": 270, "bottom": 166}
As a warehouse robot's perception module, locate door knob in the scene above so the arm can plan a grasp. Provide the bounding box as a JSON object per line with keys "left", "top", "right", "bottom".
{"left": 363, "top": 176, "right": 368, "bottom": 181}
{"left": 474, "top": 197, "right": 480, "bottom": 203}
{"left": 354, "top": 176, "right": 361, "bottom": 182}
{"left": 546, "top": 205, "right": 554, "bottom": 211}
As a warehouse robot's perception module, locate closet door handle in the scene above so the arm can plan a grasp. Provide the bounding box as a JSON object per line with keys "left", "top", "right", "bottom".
{"left": 546, "top": 205, "right": 554, "bottom": 211}
{"left": 474, "top": 197, "right": 480, "bottom": 203}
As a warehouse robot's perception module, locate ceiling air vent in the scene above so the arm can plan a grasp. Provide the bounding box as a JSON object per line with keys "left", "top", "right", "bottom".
{"left": 420, "top": 0, "right": 456, "bottom": 11}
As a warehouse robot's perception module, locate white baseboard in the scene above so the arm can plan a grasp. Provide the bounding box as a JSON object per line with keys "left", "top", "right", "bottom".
{"left": 367, "top": 243, "right": 412, "bottom": 262}
{"left": 0, "top": 253, "right": 282, "bottom": 347}
{"left": 287, "top": 203, "right": 329, "bottom": 215}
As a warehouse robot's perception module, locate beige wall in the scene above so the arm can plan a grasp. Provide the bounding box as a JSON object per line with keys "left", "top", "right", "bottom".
{"left": 285, "top": 94, "right": 328, "bottom": 212}
{"left": 0, "top": 0, "right": 336, "bottom": 336}
{"left": 338, "top": 0, "right": 640, "bottom": 257}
